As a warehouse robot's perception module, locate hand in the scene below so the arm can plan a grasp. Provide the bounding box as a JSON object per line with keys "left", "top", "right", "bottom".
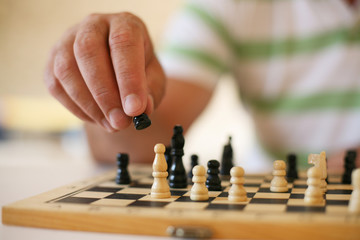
{"left": 44, "top": 12, "right": 166, "bottom": 132}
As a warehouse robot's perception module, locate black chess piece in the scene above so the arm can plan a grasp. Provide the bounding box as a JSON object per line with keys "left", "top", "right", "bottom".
{"left": 220, "top": 136, "right": 233, "bottom": 176}
{"left": 325, "top": 158, "right": 329, "bottom": 184}
{"left": 169, "top": 125, "right": 187, "bottom": 188}
{"left": 347, "top": 150, "right": 357, "bottom": 160}
{"left": 116, "top": 153, "right": 131, "bottom": 184}
{"left": 286, "top": 153, "right": 298, "bottom": 182}
{"left": 206, "top": 160, "right": 222, "bottom": 191}
{"left": 342, "top": 150, "right": 356, "bottom": 184}
{"left": 188, "top": 154, "right": 199, "bottom": 179}
{"left": 133, "top": 113, "right": 151, "bottom": 130}
{"left": 165, "top": 145, "right": 172, "bottom": 178}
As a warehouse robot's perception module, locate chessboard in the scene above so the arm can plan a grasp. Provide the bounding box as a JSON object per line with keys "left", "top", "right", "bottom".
{"left": 2, "top": 165, "right": 359, "bottom": 240}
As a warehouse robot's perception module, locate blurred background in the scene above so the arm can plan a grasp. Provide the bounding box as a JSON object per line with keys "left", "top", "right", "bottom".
{"left": 1, "top": 2, "right": 358, "bottom": 239}
{"left": 0, "top": 0, "right": 256, "bottom": 171}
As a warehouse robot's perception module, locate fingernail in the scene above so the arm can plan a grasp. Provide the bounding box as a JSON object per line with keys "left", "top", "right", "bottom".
{"left": 109, "top": 108, "right": 124, "bottom": 129}
{"left": 124, "top": 94, "right": 142, "bottom": 115}
{"left": 101, "top": 118, "right": 114, "bottom": 132}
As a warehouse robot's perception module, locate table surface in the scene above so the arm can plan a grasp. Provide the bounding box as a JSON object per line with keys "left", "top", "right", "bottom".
{"left": 0, "top": 134, "right": 172, "bottom": 240}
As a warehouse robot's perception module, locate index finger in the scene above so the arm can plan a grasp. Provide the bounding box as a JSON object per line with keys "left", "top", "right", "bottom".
{"left": 108, "top": 13, "right": 152, "bottom": 117}
{"left": 74, "top": 14, "right": 132, "bottom": 130}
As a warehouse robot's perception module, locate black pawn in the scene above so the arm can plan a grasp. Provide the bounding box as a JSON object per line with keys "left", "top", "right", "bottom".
{"left": 116, "top": 153, "right": 131, "bottom": 184}
{"left": 133, "top": 113, "right": 151, "bottom": 130}
{"left": 325, "top": 158, "right": 329, "bottom": 184}
{"left": 188, "top": 154, "right": 199, "bottom": 179}
{"left": 342, "top": 150, "right": 357, "bottom": 184}
{"left": 206, "top": 160, "right": 222, "bottom": 191}
{"left": 220, "top": 136, "right": 233, "bottom": 176}
{"left": 165, "top": 145, "right": 172, "bottom": 178}
{"left": 347, "top": 150, "right": 357, "bottom": 160}
{"left": 169, "top": 125, "right": 187, "bottom": 188}
{"left": 286, "top": 153, "right": 298, "bottom": 182}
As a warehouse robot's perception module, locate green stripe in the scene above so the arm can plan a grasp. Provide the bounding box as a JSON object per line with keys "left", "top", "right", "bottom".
{"left": 164, "top": 45, "right": 229, "bottom": 72}
{"left": 248, "top": 91, "right": 360, "bottom": 113}
{"left": 185, "top": 4, "right": 235, "bottom": 48}
{"left": 185, "top": 4, "right": 360, "bottom": 60}
{"left": 235, "top": 28, "right": 360, "bottom": 59}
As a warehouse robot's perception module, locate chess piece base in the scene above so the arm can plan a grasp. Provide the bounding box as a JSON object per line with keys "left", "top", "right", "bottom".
{"left": 151, "top": 192, "right": 171, "bottom": 199}
{"left": 228, "top": 196, "right": 247, "bottom": 202}
{"left": 270, "top": 186, "right": 288, "bottom": 192}
{"left": 304, "top": 197, "right": 325, "bottom": 205}
{"left": 190, "top": 194, "right": 209, "bottom": 201}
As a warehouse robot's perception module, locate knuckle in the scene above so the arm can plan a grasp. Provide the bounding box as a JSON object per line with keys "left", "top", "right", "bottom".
{"left": 53, "top": 51, "right": 73, "bottom": 80}
{"left": 66, "top": 85, "right": 82, "bottom": 102}
{"left": 81, "top": 102, "right": 104, "bottom": 123}
{"left": 116, "top": 119, "right": 132, "bottom": 130}
{"left": 45, "top": 77, "right": 62, "bottom": 97}
{"left": 86, "top": 13, "right": 102, "bottom": 20}
{"left": 118, "top": 69, "right": 138, "bottom": 83}
{"left": 82, "top": 101, "right": 97, "bottom": 115}
{"left": 74, "top": 16, "right": 107, "bottom": 60}
{"left": 82, "top": 14, "right": 106, "bottom": 34}
{"left": 92, "top": 87, "right": 111, "bottom": 100}
{"left": 109, "top": 13, "right": 144, "bottom": 50}
{"left": 109, "top": 29, "right": 138, "bottom": 50}
{"left": 74, "top": 34, "right": 100, "bottom": 60}
{"left": 118, "top": 12, "right": 141, "bottom": 23}
{"left": 82, "top": 13, "right": 105, "bottom": 29}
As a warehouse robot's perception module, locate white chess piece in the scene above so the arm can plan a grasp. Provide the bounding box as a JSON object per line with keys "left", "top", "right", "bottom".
{"left": 349, "top": 168, "right": 360, "bottom": 214}
{"left": 228, "top": 166, "right": 247, "bottom": 202}
{"left": 270, "top": 160, "right": 288, "bottom": 192}
{"left": 304, "top": 166, "right": 324, "bottom": 205}
{"left": 190, "top": 165, "right": 209, "bottom": 201}
{"left": 151, "top": 143, "right": 171, "bottom": 199}
{"left": 319, "top": 151, "right": 327, "bottom": 193}
{"left": 308, "top": 151, "right": 327, "bottom": 193}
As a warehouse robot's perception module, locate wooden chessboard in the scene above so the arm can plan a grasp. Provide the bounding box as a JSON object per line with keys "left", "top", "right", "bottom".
{"left": 2, "top": 165, "right": 360, "bottom": 240}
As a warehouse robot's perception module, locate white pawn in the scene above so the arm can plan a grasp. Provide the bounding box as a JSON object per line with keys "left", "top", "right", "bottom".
{"left": 304, "top": 166, "right": 324, "bottom": 205}
{"left": 349, "top": 168, "right": 360, "bottom": 214}
{"left": 270, "top": 160, "right": 288, "bottom": 192}
{"left": 151, "top": 144, "right": 171, "bottom": 199}
{"left": 190, "top": 165, "right": 209, "bottom": 201}
{"left": 228, "top": 166, "right": 247, "bottom": 202}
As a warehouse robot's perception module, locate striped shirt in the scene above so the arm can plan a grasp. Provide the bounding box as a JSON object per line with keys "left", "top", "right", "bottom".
{"left": 159, "top": 0, "right": 360, "bottom": 167}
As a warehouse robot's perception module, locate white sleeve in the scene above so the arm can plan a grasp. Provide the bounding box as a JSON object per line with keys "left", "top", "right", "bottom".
{"left": 158, "top": 0, "right": 234, "bottom": 89}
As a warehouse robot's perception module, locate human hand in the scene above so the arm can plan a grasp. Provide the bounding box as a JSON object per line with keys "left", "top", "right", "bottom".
{"left": 44, "top": 13, "right": 166, "bottom": 132}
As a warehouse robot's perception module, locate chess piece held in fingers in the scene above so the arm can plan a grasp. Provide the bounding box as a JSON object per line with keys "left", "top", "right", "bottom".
{"left": 133, "top": 113, "right": 151, "bottom": 130}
